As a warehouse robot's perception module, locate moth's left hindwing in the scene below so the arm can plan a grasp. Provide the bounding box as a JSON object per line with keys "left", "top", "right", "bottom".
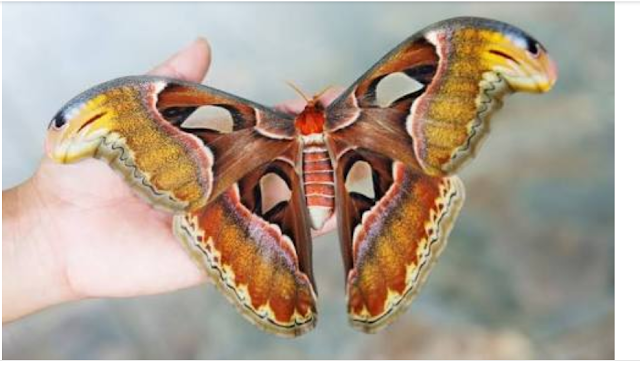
{"left": 174, "top": 156, "right": 318, "bottom": 337}
{"left": 46, "top": 76, "right": 318, "bottom": 337}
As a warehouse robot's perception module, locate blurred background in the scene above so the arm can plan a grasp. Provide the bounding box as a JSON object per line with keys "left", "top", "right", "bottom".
{"left": 2, "top": 2, "right": 613, "bottom": 359}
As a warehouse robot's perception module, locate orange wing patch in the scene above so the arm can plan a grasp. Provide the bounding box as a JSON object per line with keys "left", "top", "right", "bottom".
{"left": 174, "top": 185, "right": 317, "bottom": 337}
{"left": 347, "top": 164, "right": 465, "bottom": 332}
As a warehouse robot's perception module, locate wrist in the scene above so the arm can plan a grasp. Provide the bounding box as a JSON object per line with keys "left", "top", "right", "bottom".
{"left": 2, "top": 174, "right": 79, "bottom": 323}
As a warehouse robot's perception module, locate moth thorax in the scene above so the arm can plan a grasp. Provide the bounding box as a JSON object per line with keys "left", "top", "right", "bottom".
{"left": 295, "top": 102, "right": 325, "bottom": 135}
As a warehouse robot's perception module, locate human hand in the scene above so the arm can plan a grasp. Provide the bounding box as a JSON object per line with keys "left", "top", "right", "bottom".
{"left": 2, "top": 38, "right": 341, "bottom": 323}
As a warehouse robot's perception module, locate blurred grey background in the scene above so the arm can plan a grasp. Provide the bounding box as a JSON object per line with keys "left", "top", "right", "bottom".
{"left": 2, "top": 2, "right": 613, "bottom": 359}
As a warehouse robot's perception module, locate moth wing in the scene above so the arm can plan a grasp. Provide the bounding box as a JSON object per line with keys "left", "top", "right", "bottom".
{"left": 47, "top": 76, "right": 316, "bottom": 336}
{"left": 332, "top": 148, "right": 465, "bottom": 332}
{"left": 174, "top": 148, "right": 318, "bottom": 337}
{"left": 325, "top": 17, "right": 556, "bottom": 176}
{"left": 325, "top": 17, "right": 555, "bottom": 331}
{"left": 143, "top": 78, "right": 318, "bottom": 336}
{"left": 47, "top": 76, "right": 298, "bottom": 211}
{"left": 155, "top": 77, "right": 300, "bottom": 205}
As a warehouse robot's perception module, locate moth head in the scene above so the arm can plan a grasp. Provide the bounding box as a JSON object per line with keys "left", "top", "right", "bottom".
{"left": 478, "top": 25, "right": 557, "bottom": 93}
{"left": 46, "top": 79, "right": 147, "bottom": 163}
{"left": 287, "top": 82, "right": 328, "bottom": 135}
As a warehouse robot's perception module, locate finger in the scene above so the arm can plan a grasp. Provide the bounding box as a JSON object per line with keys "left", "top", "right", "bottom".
{"left": 318, "top": 86, "right": 344, "bottom": 107}
{"left": 274, "top": 98, "right": 307, "bottom": 115}
{"left": 148, "top": 37, "right": 212, "bottom": 83}
{"left": 274, "top": 86, "right": 345, "bottom": 115}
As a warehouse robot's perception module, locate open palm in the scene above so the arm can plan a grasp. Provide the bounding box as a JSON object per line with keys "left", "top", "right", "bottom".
{"left": 32, "top": 156, "right": 205, "bottom": 298}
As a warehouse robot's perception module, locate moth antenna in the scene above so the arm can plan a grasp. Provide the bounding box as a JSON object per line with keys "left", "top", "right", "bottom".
{"left": 312, "top": 86, "right": 333, "bottom": 102}
{"left": 286, "top": 81, "right": 311, "bottom": 102}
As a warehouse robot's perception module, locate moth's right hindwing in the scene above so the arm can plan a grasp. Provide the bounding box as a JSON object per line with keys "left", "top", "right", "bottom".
{"left": 332, "top": 148, "right": 465, "bottom": 333}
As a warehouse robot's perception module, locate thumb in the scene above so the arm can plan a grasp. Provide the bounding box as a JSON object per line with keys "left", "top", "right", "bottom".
{"left": 148, "top": 37, "right": 212, "bottom": 83}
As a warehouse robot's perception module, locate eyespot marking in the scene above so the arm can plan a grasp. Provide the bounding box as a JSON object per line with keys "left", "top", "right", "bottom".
{"left": 524, "top": 36, "right": 541, "bottom": 55}
{"left": 50, "top": 110, "right": 67, "bottom": 129}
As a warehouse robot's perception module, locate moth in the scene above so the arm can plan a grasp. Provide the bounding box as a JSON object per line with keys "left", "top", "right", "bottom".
{"left": 45, "top": 17, "right": 556, "bottom": 337}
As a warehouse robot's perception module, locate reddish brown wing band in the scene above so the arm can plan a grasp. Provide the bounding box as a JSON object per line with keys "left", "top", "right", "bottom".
{"left": 155, "top": 79, "right": 300, "bottom": 205}
{"left": 333, "top": 149, "right": 464, "bottom": 332}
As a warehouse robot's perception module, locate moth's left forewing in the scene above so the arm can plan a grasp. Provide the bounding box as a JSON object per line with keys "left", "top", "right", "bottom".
{"left": 154, "top": 79, "right": 300, "bottom": 203}
{"left": 46, "top": 76, "right": 300, "bottom": 212}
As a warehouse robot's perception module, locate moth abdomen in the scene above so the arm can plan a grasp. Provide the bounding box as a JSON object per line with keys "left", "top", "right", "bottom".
{"left": 302, "top": 139, "right": 335, "bottom": 230}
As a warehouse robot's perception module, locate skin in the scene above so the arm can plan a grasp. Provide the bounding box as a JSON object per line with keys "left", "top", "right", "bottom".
{"left": 2, "top": 38, "right": 341, "bottom": 323}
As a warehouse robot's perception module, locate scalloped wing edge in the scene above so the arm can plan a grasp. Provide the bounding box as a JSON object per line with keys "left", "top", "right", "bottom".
{"left": 348, "top": 175, "right": 466, "bottom": 333}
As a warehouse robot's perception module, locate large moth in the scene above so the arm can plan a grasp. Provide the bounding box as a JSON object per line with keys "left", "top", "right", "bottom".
{"left": 45, "top": 17, "right": 556, "bottom": 337}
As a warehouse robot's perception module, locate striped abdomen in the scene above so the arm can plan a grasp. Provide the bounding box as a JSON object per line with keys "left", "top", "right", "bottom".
{"left": 302, "top": 141, "right": 335, "bottom": 230}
